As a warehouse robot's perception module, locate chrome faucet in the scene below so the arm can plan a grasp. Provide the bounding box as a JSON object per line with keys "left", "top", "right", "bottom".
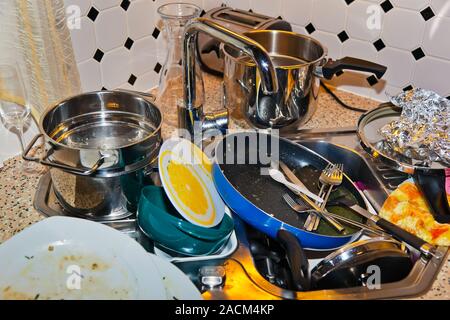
{"left": 180, "top": 18, "right": 279, "bottom": 141}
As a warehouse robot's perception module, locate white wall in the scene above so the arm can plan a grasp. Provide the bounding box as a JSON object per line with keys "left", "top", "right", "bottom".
{"left": 65, "top": 0, "right": 450, "bottom": 101}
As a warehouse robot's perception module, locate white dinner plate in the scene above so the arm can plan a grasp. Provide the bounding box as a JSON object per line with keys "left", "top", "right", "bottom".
{"left": 0, "top": 217, "right": 169, "bottom": 300}
{"left": 151, "top": 254, "right": 202, "bottom": 300}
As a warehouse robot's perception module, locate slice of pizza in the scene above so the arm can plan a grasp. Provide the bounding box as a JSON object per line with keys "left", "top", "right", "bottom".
{"left": 379, "top": 181, "right": 450, "bottom": 246}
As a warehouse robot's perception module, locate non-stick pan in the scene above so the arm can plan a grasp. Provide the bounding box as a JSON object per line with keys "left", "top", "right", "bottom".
{"left": 212, "top": 131, "right": 370, "bottom": 251}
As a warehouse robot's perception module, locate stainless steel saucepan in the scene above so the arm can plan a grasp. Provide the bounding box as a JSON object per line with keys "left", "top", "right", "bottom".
{"left": 23, "top": 90, "right": 163, "bottom": 220}
{"left": 223, "top": 30, "right": 387, "bottom": 130}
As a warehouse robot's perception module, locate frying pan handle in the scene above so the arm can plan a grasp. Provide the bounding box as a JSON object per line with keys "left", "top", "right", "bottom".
{"left": 319, "top": 57, "right": 387, "bottom": 80}
{"left": 277, "top": 229, "right": 310, "bottom": 291}
{"left": 413, "top": 172, "right": 450, "bottom": 223}
{"left": 376, "top": 218, "right": 436, "bottom": 259}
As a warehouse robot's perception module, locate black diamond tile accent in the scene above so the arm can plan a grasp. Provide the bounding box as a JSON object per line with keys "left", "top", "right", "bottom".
{"left": 101, "top": 86, "right": 107, "bottom": 91}
{"left": 124, "top": 37, "right": 134, "bottom": 50}
{"left": 420, "top": 6, "right": 435, "bottom": 21}
{"left": 373, "top": 39, "right": 386, "bottom": 51}
{"left": 277, "top": 16, "right": 283, "bottom": 20}
{"left": 412, "top": 47, "right": 425, "bottom": 60}
{"left": 87, "top": 7, "right": 99, "bottom": 22}
{"left": 380, "top": 0, "right": 393, "bottom": 13}
{"left": 93, "top": 49, "right": 104, "bottom": 62}
{"left": 249, "top": 9, "right": 253, "bottom": 13}
{"left": 337, "top": 31, "right": 349, "bottom": 43}
{"left": 345, "top": 0, "right": 355, "bottom": 5}
{"left": 200, "top": 10, "right": 206, "bottom": 17}
{"left": 305, "top": 23, "right": 316, "bottom": 34}
{"left": 120, "top": 0, "right": 130, "bottom": 11}
{"left": 366, "top": 75, "right": 378, "bottom": 86}
{"left": 128, "top": 74, "right": 137, "bottom": 86}
{"left": 403, "top": 85, "right": 413, "bottom": 92}
{"left": 152, "top": 27, "right": 160, "bottom": 39}
{"left": 154, "top": 62, "right": 162, "bottom": 74}
{"left": 335, "top": 70, "right": 344, "bottom": 77}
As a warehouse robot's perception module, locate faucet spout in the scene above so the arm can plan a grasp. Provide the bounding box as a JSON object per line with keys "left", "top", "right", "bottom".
{"left": 182, "top": 17, "right": 278, "bottom": 113}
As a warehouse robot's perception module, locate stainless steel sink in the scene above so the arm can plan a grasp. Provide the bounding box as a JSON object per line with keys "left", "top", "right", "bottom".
{"left": 175, "top": 127, "right": 448, "bottom": 299}
{"left": 33, "top": 127, "right": 448, "bottom": 300}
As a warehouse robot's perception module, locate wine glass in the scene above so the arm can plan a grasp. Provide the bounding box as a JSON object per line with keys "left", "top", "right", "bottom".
{"left": 0, "top": 64, "right": 40, "bottom": 172}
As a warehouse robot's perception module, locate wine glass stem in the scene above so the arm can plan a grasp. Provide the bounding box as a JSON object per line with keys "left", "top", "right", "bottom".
{"left": 17, "top": 124, "right": 25, "bottom": 153}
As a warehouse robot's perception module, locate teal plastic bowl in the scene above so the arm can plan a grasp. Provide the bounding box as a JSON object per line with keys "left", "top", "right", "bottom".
{"left": 137, "top": 186, "right": 234, "bottom": 256}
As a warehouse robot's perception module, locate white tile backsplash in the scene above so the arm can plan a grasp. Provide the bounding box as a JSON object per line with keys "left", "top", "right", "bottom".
{"left": 423, "top": 16, "right": 450, "bottom": 60}
{"left": 95, "top": 6, "right": 128, "bottom": 51}
{"left": 376, "top": 47, "right": 415, "bottom": 87}
{"left": 64, "top": 0, "right": 92, "bottom": 16}
{"left": 127, "top": 0, "right": 155, "bottom": 40}
{"left": 93, "top": 0, "right": 122, "bottom": 10}
{"left": 78, "top": 58, "right": 103, "bottom": 91}
{"left": 381, "top": 8, "right": 426, "bottom": 50}
{"left": 100, "top": 47, "right": 132, "bottom": 89}
{"left": 347, "top": 0, "right": 383, "bottom": 41}
{"left": 282, "top": 0, "right": 312, "bottom": 27}
{"left": 70, "top": 17, "right": 96, "bottom": 63}
{"left": 390, "top": 0, "right": 430, "bottom": 10}
{"left": 251, "top": 0, "right": 282, "bottom": 17}
{"left": 342, "top": 38, "right": 378, "bottom": 61}
{"left": 66, "top": 0, "right": 450, "bottom": 101}
{"left": 431, "top": 0, "right": 450, "bottom": 17}
{"left": 412, "top": 56, "right": 450, "bottom": 96}
{"left": 312, "top": 0, "right": 348, "bottom": 33}
{"left": 312, "top": 30, "right": 343, "bottom": 58}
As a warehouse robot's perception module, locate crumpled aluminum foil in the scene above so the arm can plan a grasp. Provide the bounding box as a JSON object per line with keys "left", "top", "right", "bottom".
{"left": 379, "top": 88, "right": 450, "bottom": 166}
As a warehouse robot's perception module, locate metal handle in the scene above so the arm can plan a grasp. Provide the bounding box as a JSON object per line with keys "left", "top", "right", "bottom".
{"left": 23, "top": 133, "right": 105, "bottom": 176}
{"left": 317, "top": 57, "right": 387, "bottom": 80}
{"left": 113, "top": 88, "right": 156, "bottom": 102}
{"left": 184, "top": 17, "right": 278, "bottom": 110}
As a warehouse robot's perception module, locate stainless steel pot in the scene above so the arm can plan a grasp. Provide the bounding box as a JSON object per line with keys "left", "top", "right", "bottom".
{"left": 23, "top": 90, "right": 163, "bottom": 220}
{"left": 223, "top": 30, "right": 387, "bottom": 130}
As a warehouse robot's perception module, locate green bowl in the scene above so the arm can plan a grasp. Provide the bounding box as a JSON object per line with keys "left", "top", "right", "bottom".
{"left": 137, "top": 186, "right": 234, "bottom": 256}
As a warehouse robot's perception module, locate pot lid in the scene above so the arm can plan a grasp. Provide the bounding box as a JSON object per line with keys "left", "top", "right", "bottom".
{"left": 357, "top": 103, "right": 447, "bottom": 173}
{"left": 311, "top": 237, "right": 407, "bottom": 280}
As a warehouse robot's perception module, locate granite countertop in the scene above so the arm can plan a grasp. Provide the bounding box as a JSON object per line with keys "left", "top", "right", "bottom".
{"left": 0, "top": 75, "right": 448, "bottom": 299}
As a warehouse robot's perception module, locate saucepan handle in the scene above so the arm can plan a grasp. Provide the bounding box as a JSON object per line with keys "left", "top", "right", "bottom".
{"left": 113, "top": 88, "right": 156, "bottom": 102}
{"left": 22, "top": 133, "right": 105, "bottom": 176}
{"left": 319, "top": 57, "right": 387, "bottom": 80}
{"left": 413, "top": 171, "right": 450, "bottom": 224}
{"left": 277, "top": 229, "right": 310, "bottom": 291}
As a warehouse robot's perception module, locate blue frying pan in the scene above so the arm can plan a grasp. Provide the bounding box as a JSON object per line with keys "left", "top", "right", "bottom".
{"left": 212, "top": 132, "right": 367, "bottom": 251}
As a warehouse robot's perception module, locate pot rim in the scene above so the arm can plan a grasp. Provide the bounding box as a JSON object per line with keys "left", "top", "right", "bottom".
{"left": 222, "top": 30, "right": 328, "bottom": 70}
{"left": 38, "top": 90, "right": 163, "bottom": 151}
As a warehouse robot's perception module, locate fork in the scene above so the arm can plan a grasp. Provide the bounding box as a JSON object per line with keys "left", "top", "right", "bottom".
{"left": 304, "top": 164, "right": 344, "bottom": 231}
{"left": 283, "top": 193, "right": 388, "bottom": 237}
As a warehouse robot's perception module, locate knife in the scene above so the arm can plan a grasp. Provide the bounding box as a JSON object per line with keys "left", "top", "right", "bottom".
{"left": 279, "top": 161, "right": 346, "bottom": 233}
{"left": 331, "top": 198, "right": 438, "bottom": 259}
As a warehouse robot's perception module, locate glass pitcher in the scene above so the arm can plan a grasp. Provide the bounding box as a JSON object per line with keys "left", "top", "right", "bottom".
{"left": 157, "top": 3, "right": 204, "bottom": 129}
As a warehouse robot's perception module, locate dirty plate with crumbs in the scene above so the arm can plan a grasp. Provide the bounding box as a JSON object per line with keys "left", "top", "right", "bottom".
{"left": 0, "top": 216, "right": 201, "bottom": 300}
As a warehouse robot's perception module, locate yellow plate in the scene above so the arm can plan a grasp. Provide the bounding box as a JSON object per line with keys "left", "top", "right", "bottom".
{"left": 158, "top": 138, "right": 225, "bottom": 228}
